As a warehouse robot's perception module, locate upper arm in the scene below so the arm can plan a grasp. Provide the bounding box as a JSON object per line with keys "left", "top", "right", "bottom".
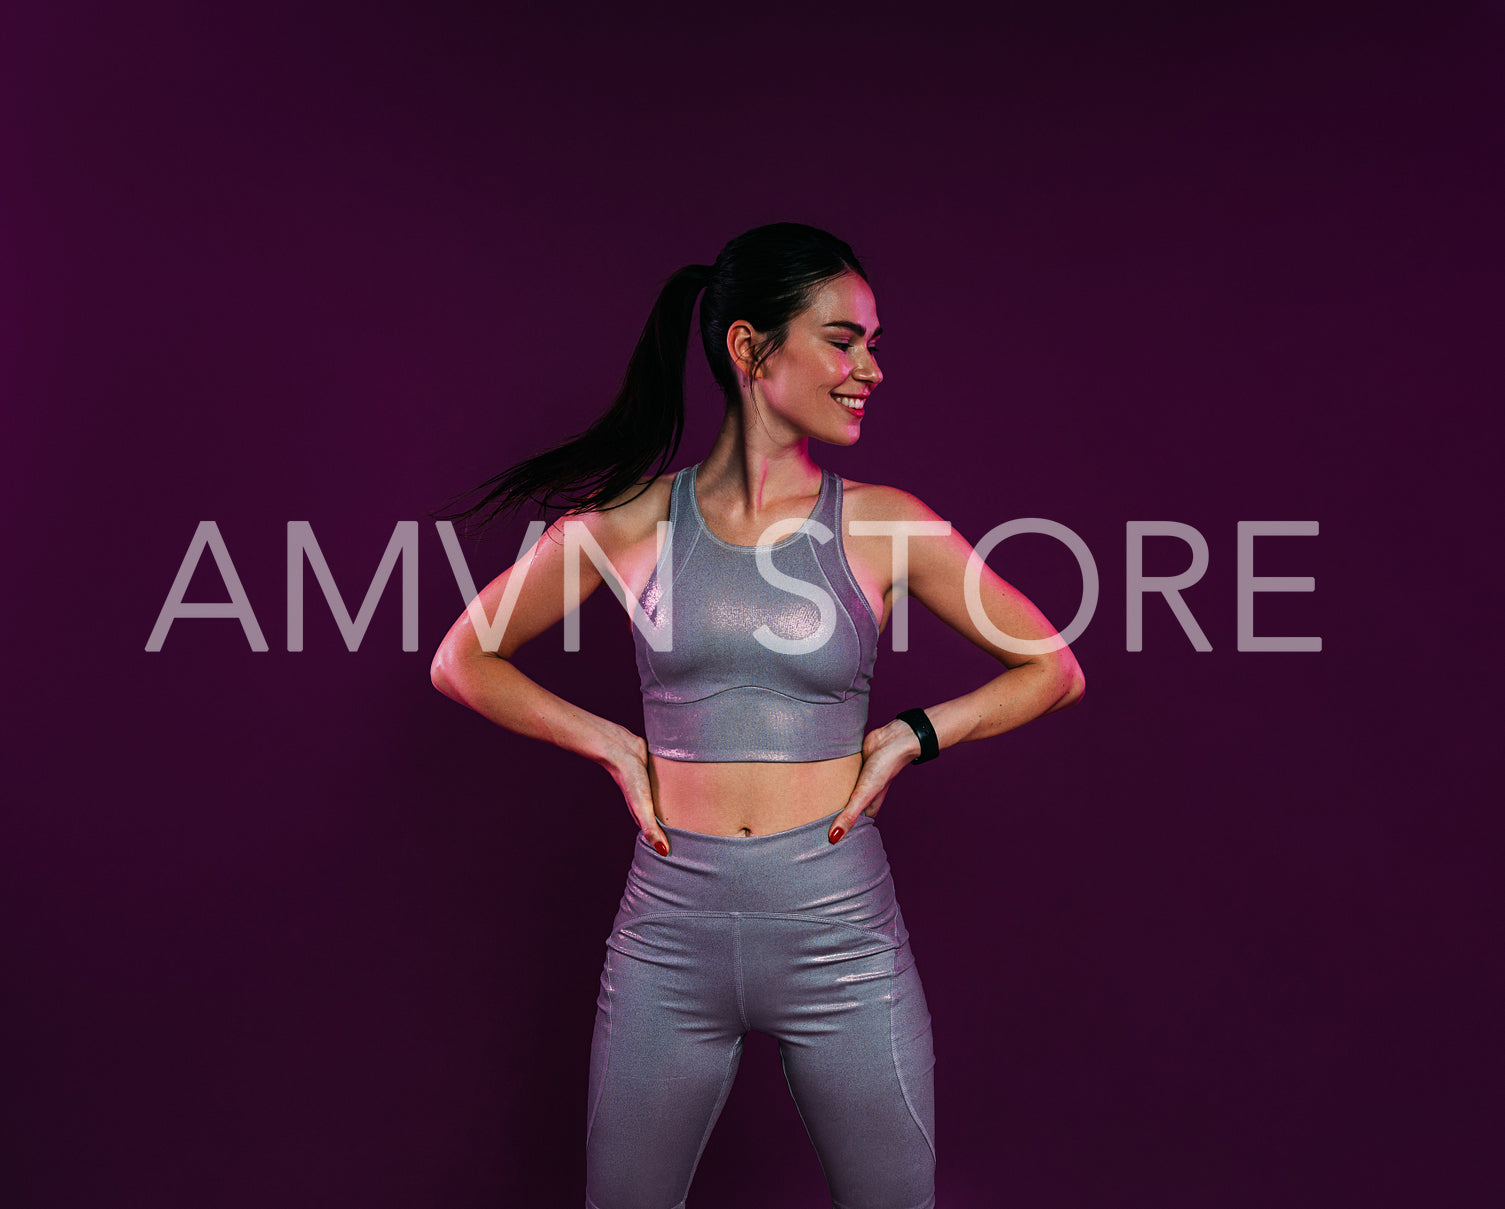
{"left": 432, "top": 478, "right": 669, "bottom": 671}
{"left": 433, "top": 518, "right": 599, "bottom": 669}
{"left": 876, "top": 488, "right": 1084, "bottom": 688}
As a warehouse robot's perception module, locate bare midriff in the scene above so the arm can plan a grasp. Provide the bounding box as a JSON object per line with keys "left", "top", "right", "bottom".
{"left": 648, "top": 753, "right": 863, "bottom": 837}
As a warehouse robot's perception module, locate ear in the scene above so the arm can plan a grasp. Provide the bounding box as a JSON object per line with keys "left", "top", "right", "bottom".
{"left": 726, "top": 321, "right": 765, "bottom": 380}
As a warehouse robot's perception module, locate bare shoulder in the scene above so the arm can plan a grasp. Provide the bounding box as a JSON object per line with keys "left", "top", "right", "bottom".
{"left": 839, "top": 476, "right": 948, "bottom": 526}
{"left": 566, "top": 472, "right": 676, "bottom": 547}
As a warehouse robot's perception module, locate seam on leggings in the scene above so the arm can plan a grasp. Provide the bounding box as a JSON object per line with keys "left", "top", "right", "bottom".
{"left": 730, "top": 915, "right": 751, "bottom": 1033}
{"left": 888, "top": 943, "right": 938, "bottom": 1165}
{"left": 613, "top": 909, "right": 902, "bottom": 945}
{"left": 584, "top": 960, "right": 613, "bottom": 1150}
{"left": 778, "top": 1042, "right": 832, "bottom": 1190}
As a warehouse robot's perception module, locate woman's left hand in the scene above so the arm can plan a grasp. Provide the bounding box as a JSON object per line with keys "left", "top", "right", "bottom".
{"left": 828, "top": 719, "right": 923, "bottom": 843}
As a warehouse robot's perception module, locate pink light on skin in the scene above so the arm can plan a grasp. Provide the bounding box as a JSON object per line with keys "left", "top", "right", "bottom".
{"left": 744, "top": 272, "right": 883, "bottom": 448}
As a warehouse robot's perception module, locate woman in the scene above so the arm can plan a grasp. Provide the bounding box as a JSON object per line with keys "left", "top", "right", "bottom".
{"left": 430, "top": 222, "right": 1085, "bottom": 1209}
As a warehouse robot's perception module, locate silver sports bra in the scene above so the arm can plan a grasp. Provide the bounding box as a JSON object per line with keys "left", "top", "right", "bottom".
{"left": 631, "top": 463, "right": 880, "bottom": 762}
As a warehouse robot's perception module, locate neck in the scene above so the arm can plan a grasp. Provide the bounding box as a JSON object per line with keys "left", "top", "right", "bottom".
{"left": 699, "top": 408, "right": 821, "bottom": 514}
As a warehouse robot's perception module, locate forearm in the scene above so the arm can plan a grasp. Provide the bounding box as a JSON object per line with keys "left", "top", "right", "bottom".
{"left": 430, "top": 649, "right": 640, "bottom": 771}
{"left": 899, "top": 654, "right": 1084, "bottom": 754}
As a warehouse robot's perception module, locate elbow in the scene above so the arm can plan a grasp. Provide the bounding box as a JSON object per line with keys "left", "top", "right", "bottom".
{"left": 1057, "top": 654, "right": 1086, "bottom": 708}
{"left": 430, "top": 648, "right": 456, "bottom": 697}
{"left": 1064, "top": 673, "right": 1086, "bottom": 708}
{"left": 431, "top": 642, "right": 508, "bottom": 701}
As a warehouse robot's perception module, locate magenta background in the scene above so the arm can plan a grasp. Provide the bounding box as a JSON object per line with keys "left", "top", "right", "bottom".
{"left": 4, "top": 2, "right": 1500, "bottom": 1206}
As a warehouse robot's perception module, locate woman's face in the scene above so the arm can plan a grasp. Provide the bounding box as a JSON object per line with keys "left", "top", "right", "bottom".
{"left": 739, "top": 271, "right": 883, "bottom": 446}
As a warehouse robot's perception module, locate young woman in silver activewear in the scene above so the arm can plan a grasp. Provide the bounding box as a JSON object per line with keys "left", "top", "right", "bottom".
{"left": 430, "top": 223, "right": 1086, "bottom": 1209}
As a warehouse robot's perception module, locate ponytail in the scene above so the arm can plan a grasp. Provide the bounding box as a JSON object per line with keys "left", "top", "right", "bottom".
{"left": 435, "top": 262, "right": 712, "bottom": 536}
{"left": 435, "top": 222, "right": 867, "bottom": 539}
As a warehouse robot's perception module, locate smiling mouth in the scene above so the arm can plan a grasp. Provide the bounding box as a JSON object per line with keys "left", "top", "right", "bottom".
{"left": 832, "top": 393, "right": 867, "bottom": 413}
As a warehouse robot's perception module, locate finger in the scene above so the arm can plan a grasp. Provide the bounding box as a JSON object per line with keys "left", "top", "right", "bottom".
{"left": 828, "top": 785, "right": 874, "bottom": 844}
{"left": 632, "top": 802, "right": 672, "bottom": 857}
{"left": 646, "top": 825, "right": 671, "bottom": 858}
{"left": 833, "top": 757, "right": 906, "bottom": 838}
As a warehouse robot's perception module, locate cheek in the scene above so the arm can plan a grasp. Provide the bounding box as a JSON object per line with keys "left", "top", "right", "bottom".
{"left": 818, "top": 355, "right": 851, "bottom": 383}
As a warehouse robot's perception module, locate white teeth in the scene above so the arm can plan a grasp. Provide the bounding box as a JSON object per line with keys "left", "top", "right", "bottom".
{"left": 833, "top": 395, "right": 865, "bottom": 411}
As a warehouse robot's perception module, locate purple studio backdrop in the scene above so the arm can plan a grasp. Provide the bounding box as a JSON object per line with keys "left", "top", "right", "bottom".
{"left": 4, "top": 2, "right": 1500, "bottom": 1207}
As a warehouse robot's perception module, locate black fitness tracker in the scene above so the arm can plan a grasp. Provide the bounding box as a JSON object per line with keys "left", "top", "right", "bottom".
{"left": 896, "top": 708, "right": 940, "bottom": 764}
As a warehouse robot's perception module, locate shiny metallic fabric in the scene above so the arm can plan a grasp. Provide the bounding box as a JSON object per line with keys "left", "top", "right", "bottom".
{"left": 632, "top": 464, "right": 880, "bottom": 763}
{"left": 586, "top": 811, "right": 936, "bottom": 1209}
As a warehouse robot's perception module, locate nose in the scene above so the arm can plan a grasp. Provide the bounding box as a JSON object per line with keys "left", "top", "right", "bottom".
{"left": 854, "top": 345, "right": 882, "bottom": 386}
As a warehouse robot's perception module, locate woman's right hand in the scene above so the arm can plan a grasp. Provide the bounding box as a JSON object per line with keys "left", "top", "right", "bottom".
{"left": 598, "top": 725, "right": 672, "bottom": 857}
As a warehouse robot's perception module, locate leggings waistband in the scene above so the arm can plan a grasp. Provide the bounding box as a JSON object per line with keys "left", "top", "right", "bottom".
{"left": 614, "top": 810, "right": 903, "bottom": 938}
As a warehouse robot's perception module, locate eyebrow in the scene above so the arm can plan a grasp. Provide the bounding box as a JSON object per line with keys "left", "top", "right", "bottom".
{"left": 821, "top": 320, "right": 883, "bottom": 339}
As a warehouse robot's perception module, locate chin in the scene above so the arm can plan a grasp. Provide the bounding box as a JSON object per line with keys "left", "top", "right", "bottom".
{"left": 815, "top": 427, "right": 863, "bottom": 448}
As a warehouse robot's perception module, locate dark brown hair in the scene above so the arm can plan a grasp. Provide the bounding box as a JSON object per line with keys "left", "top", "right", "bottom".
{"left": 432, "top": 222, "right": 868, "bottom": 537}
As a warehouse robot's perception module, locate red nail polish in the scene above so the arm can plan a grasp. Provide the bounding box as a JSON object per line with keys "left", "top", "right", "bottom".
{"left": 654, "top": 840, "right": 669, "bottom": 857}
{"left": 829, "top": 827, "right": 844, "bottom": 844}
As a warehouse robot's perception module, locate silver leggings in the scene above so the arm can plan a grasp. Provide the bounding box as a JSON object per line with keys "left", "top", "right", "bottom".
{"left": 585, "top": 810, "right": 937, "bottom": 1209}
